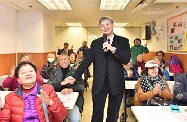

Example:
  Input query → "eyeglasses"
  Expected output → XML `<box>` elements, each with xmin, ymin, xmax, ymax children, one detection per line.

<box><xmin>148</xmin><ymin>67</ymin><xmax>159</xmax><ymax>70</ymax></box>
<box><xmin>100</xmin><ymin>23</ymin><xmax>112</xmax><ymax>28</ymax></box>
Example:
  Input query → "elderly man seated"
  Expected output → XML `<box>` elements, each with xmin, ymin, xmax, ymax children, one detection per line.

<box><xmin>48</xmin><ymin>53</ymin><xmax>85</xmax><ymax>122</ymax></box>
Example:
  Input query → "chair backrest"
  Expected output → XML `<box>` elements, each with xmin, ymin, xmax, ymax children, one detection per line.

<box><xmin>173</xmin><ymin>73</ymin><xmax>181</xmax><ymax>81</ymax></box>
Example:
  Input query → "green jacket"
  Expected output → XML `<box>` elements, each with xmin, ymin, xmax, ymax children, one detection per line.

<box><xmin>130</xmin><ymin>45</ymin><xmax>149</xmax><ymax>64</ymax></box>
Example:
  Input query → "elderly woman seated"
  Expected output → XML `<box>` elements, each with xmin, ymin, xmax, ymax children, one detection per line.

<box><xmin>134</xmin><ymin>60</ymin><xmax>172</xmax><ymax>106</ymax></box>
<box><xmin>0</xmin><ymin>62</ymin><xmax>67</xmax><ymax>121</ymax></box>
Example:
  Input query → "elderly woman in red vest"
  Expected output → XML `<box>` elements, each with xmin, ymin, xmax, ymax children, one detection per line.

<box><xmin>0</xmin><ymin>62</ymin><xmax>67</xmax><ymax>122</ymax></box>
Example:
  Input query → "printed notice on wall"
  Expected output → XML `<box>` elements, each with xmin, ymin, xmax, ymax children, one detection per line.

<box><xmin>167</xmin><ymin>12</ymin><xmax>187</xmax><ymax>52</ymax></box>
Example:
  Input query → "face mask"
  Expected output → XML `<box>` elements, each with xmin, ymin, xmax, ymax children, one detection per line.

<box><xmin>48</xmin><ymin>58</ymin><xmax>54</xmax><ymax>63</ymax></box>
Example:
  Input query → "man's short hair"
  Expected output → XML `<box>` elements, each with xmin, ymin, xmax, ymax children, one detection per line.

<box><xmin>59</xmin><ymin>52</ymin><xmax>69</xmax><ymax>59</ymax></box>
<box><xmin>156</xmin><ymin>51</ymin><xmax>165</xmax><ymax>57</ymax></box>
<box><xmin>64</xmin><ymin>42</ymin><xmax>69</xmax><ymax>46</ymax></box>
<box><xmin>134</xmin><ymin>38</ymin><xmax>141</xmax><ymax>44</ymax></box>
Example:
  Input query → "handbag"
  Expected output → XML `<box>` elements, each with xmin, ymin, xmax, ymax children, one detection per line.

<box><xmin>147</xmin><ymin>97</ymin><xmax>173</xmax><ymax>106</ymax></box>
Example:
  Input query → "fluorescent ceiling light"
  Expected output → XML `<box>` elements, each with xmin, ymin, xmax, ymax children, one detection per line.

<box><xmin>66</xmin><ymin>23</ymin><xmax>82</xmax><ymax>27</ymax></box>
<box><xmin>38</xmin><ymin>0</ymin><xmax>72</xmax><ymax>10</ymax></box>
<box><xmin>100</xmin><ymin>0</ymin><xmax>130</xmax><ymax>10</ymax></box>
<box><xmin>132</xmin><ymin>3</ymin><xmax>148</xmax><ymax>13</ymax></box>
<box><xmin>154</xmin><ymin>0</ymin><xmax>187</xmax><ymax>3</ymax></box>
<box><xmin>114</xmin><ymin>23</ymin><xmax>128</xmax><ymax>27</ymax></box>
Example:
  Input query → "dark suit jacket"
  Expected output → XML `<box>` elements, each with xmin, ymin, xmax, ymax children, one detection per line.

<box><xmin>73</xmin><ymin>34</ymin><xmax>130</xmax><ymax>96</ymax></box>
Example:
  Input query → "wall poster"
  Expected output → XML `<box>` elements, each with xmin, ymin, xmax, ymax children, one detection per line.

<box><xmin>167</xmin><ymin>12</ymin><xmax>187</xmax><ymax>51</ymax></box>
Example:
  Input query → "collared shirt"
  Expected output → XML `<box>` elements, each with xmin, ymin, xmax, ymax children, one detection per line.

<box><xmin>107</xmin><ymin>34</ymin><xmax>114</xmax><ymax>45</ymax></box>
<box><xmin>22</xmin><ymin>84</ymin><xmax>39</xmax><ymax>122</ymax></box>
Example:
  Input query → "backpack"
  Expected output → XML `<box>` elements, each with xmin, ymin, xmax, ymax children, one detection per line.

<box><xmin>169</xmin><ymin>55</ymin><xmax>183</xmax><ymax>74</ymax></box>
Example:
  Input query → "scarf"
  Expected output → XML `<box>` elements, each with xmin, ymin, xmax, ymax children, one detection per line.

<box><xmin>140</xmin><ymin>74</ymin><xmax>166</xmax><ymax>92</ymax></box>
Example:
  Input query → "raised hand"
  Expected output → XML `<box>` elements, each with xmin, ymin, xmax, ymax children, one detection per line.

<box><xmin>10</xmin><ymin>65</ymin><xmax>16</xmax><ymax>77</ymax></box>
<box><xmin>144</xmin><ymin>43</ymin><xmax>147</xmax><ymax>47</ymax></box>
<box><xmin>37</xmin><ymin>90</ymin><xmax>53</xmax><ymax>106</ymax></box>
<box><xmin>128</xmin><ymin>70</ymin><xmax>133</xmax><ymax>78</ymax></box>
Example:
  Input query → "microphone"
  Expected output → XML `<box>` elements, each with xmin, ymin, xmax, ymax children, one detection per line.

<box><xmin>103</xmin><ymin>34</ymin><xmax>107</xmax><ymax>52</ymax></box>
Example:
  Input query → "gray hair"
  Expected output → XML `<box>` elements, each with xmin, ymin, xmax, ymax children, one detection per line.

<box><xmin>59</xmin><ymin>52</ymin><xmax>70</xmax><ymax>60</ymax></box>
<box><xmin>99</xmin><ymin>16</ymin><xmax>113</xmax><ymax>26</ymax></box>
<box><xmin>18</xmin><ymin>54</ymin><xmax>32</xmax><ymax>63</ymax></box>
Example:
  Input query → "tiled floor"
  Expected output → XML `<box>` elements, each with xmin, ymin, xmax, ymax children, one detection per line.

<box><xmin>81</xmin><ymin>78</ymin><xmax>137</xmax><ymax>122</ymax></box>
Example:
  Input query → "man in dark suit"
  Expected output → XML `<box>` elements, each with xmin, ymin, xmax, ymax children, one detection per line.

<box><xmin>67</xmin><ymin>16</ymin><xmax>130</xmax><ymax>122</ymax></box>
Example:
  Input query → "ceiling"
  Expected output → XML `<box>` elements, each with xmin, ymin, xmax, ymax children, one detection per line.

<box><xmin>0</xmin><ymin>0</ymin><xmax>187</xmax><ymax>27</ymax></box>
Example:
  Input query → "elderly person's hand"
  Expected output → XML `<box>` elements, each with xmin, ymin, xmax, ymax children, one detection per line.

<box><xmin>153</xmin><ymin>84</ymin><xmax>161</xmax><ymax>94</ymax></box>
<box><xmin>103</xmin><ymin>42</ymin><xmax>116</xmax><ymax>53</ymax></box>
<box><xmin>37</xmin><ymin>90</ymin><xmax>54</xmax><ymax>106</ymax></box>
<box><xmin>10</xmin><ymin>65</ymin><xmax>16</xmax><ymax>77</ymax></box>
<box><xmin>61</xmin><ymin>76</ymin><xmax>75</xmax><ymax>85</ymax></box>
<box><xmin>61</xmin><ymin>88</ymin><xmax>73</xmax><ymax>95</ymax></box>
<box><xmin>144</xmin><ymin>43</ymin><xmax>147</xmax><ymax>47</ymax></box>
<box><xmin>128</xmin><ymin>70</ymin><xmax>133</xmax><ymax>78</ymax></box>
<box><xmin>65</xmin><ymin>76</ymin><xmax>76</xmax><ymax>84</ymax></box>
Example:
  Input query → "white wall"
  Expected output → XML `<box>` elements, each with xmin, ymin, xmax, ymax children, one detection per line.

<box><xmin>16</xmin><ymin>12</ymin><xmax>55</xmax><ymax>53</ymax></box>
<box><xmin>43</xmin><ymin>13</ymin><xmax>55</xmax><ymax>52</ymax></box>
<box><xmin>0</xmin><ymin>3</ymin><xmax>16</xmax><ymax>54</ymax></box>
<box><xmin>16</xmin><ymin>12</ymin><xmax>43</xmax><ymax>53</ymax></box>
<box><xmin>148</xmin><ymin>8</ymin><xmax>187</xmax><ymax>53</ymax></box>
<box><xmin>55</xmin><ymin>27</ymin><xmax>141</xmax><ymax>51</ymax></box>
<box><xmin>55</xmin><ymin>27</ymin><xmax>88</xmax><ymax>52</ymax></box>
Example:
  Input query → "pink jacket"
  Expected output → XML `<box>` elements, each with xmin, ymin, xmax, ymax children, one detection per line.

<box><xmin>2</xmin><ymin>70</ymin><xmax>44</xmax><ymax>91</ymax></box>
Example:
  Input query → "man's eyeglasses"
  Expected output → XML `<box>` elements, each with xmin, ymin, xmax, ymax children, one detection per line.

<box><xmin>100</xmin><ymin>23</ymin><xmax>112</xmax><ymax>28</ymax></box>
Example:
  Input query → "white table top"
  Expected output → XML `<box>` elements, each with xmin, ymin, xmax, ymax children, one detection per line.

<box><xmin>131</xmin><ymin>106</ymin><xmax>187</xmax><ymax>122</ymax></box>
<box><xmin>0</xmin><ymin>91</ymin><xmax>79</xmax><ymax>109</ymax></box>
<box><xmin>125</xmin><ymin>81</ymin><xmax>137</xmax><ymax>89</ymax></box>
<box><xmin>0</xmin><ymin>75</ymin><xmax>8</xmax><ymax>86</ymax></box>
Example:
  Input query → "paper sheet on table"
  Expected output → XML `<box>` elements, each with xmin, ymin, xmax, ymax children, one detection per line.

<box><xmin>56</xmin><ymin>92</ymin><xmax>79</xmax><ymax>109</ymax></box>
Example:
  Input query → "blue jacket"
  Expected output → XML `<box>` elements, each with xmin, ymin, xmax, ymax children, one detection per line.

<box><xmin>163</xmin><ymin>69</ymin><xmax>170</xmax><ymax>81</ymax></box>
<box><xmin>124</xmin><ymin>67</ymin><xmax>140</xmax><ymax>80</ymax></box>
